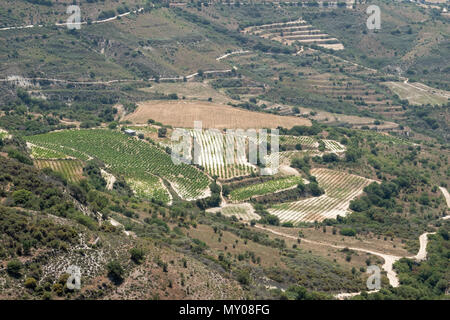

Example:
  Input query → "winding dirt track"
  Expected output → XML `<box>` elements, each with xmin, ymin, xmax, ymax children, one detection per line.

<box><xmin>439</xmin><ymin>187</ymin><xmax>450</xmax><ymax>209</ymax></box>
<box><xmin>0</xmin><ymin>8</ymin><xmax>145</xmax><ymax>31</ymax></box>
<box><xmin>255</xmin><ymin>188</ymin><xmax>450</xmax><ymax>299</ymax></box>
<box><xmin>255</xmin><ymin>225</ymin><xmax>403</xmax><ymax>288</ymax></box>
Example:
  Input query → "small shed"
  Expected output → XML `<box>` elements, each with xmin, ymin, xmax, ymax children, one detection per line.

<box><xmin>124</xmin><ymin>129</ymin><xmax>136</xmax><ymax>136</ymax></box>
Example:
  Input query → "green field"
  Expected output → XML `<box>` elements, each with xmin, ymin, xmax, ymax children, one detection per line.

<box><xmin>229</xmin><ymin>176</ymin><xmax>304</xmax><ymax>202</ymax></box>
<box><xmin>34</xmin><ymin>159</ymin><xmax>85</xmax><ymax>183</ymax></box>
<box><xmin>25</xmin><ymin>129</ymin><xmax>211</xmax><ymax>202</ymax></box>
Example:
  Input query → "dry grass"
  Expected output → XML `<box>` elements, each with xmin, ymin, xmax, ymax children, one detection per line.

<box><xmin>125</xmin><ymin>100</ymin><xmax>311</xmax><ymax>129</ymax></box>
<box><xmin>140</xmin><ymin>82</ymin><xmax>235</xmax><ymax>105</ymax></box>
<box><xmin>186</xmin><ymin>224</ymin><xmax>287</xmax><ymax>269</ymax></box>
<box><xmin>383</xmin><ymin>81</ymin><xmax>449</xmax><ymax>106</ymax></box>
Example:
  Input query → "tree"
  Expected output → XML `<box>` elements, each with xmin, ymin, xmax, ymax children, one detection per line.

<box><xmin>107</xmin><ymin>260</ymin><xmax>124</xmax><ymax>284</ymax></box>
<box><xmin>350</xmin><ymin>199</ymin><xmax>369</xmax><ymax>212</ymax></box>
<box><xmin>260</xmin><ymin>214</ymin><xmax>280</xmax><ymax>226</ymax></box>
<box><xmin>158</xmin><ymin>127</ymin><xmax>167</xmax><ymax>138</ymax></box>
<box><xmin>307</xmin><ymin>182</ymin><xmax>324</xmax><ymax>196</ymax></box>
<box><xmin>108</xmin><ymin>122</ymin><xmax>118</xmax><ymax>130</ymax></box>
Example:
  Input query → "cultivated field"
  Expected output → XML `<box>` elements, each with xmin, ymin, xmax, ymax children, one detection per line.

<box><xmin>207</xmin><ymin>203</ymin><xmax>260</xmax><ymax>221</ymax></box>
<box><xmin>124</xmin><ymin>100</ymin><xmax>311</xmax><ymax>129</ymax></box>
<box><xmin>322</xmin><ymin>140</ymin><xmax>346</xmax><ymax>153</ymax></box>
<box><xmin>229</xmin><ymin>176</ymin><xmax>305</xmax><ymax>202</ymax></box>
<box><xmin>269</xmin><ymin>168</ymin><xmax>375</xmax><ymax>223</ymax></box>
<box><xmin>188</xmin><ymin>129</ymin><xmax>256</xmax><ymax>179</ymax></box>
<box><xmin>173</xmin><ymin>130</ymin><xmax>334</xmax><ymax>179</ymax></box>
<box><xmin>26</xmin><ymin>129</ymin><xmax>211</xmax><ymax>202</ymax></box>
<box><xmin>34</xmin><ymin>159</ymin><xmax>85</xmax><ymax>183</ymax></box>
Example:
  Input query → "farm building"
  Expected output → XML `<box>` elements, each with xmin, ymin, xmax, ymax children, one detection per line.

<box><xmin>124</xmin><ymin>129</ymin><xmax>136</xmax><ymax>136</ymax></box>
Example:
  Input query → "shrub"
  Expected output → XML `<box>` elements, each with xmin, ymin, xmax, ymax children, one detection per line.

<box><xmin>340</xmin><ymin>228</ymin><xmax>356</xmax><ymax>237</ymax></box>
<box><xmin>130</xmin><ymin>248</ymin><xmax>145</xmax><ymax>264</ymax></box>
<box><xmin>236</xmin><ymin>269</ymin><xmax>250</xmax><ymax>285</ymax></box>
<box><xmin>24</xmin><ymin>277</ymin><xmax>37</xmax><ymax>290</ymax></box>
<box><xmin>7</xmin><ymin>260</ymin><xmax>23</xmax><ymax>278</ymax></box>
<box><xmin>7</xmin><ymin>149</ymin><xmax>33</xmax><ymax>165</ymax></box>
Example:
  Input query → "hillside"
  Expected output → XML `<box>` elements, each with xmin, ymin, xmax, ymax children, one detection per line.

<box><xmin>0</xmin><ymin>0</ymin><xmax>448</xmax><ymax>303</ymax></box>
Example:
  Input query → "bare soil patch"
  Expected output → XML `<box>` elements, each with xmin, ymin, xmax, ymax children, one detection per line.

<box><xmin>125</xmin><ymin>100</ymin><xmax>311</xmax><ymax>129</ymax></box>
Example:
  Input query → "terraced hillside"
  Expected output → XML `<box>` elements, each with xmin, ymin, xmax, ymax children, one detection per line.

<box><xmin>269</xmin><ymin>168</ymin><xmax>375</xmax><ymax>223</ymax></box>
<box><xmin>242</xmin><ymin>19</ymin><xmax>344</xmax><ymax>50</ymax></box>
<box><xmin>26</xmin><ymin>129</ymin><xmax>211</xmax><ymax>202</ymax></box>
<box><xmin>172</xmin><ymin>128</ymin><xmax>345</xmax><ymax>179</ymax></box>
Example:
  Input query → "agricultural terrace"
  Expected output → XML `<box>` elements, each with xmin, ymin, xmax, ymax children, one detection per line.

<box><xmin>322</xmin><ymin>140</ymin><xmax>346</xmax><ymax>153</ymax></box>
<box><xmin>124</xmin><ymin>100</ymin><xmax>311</xmax><ymax>129</ymax></box>
<box><xmin>265</xmin><ymin>150</ymin><xmax>320</xmax><ymax>167</ymax></box>
<box><xmin>207</xmin><ymin>203</ymin><xmax>260</xmax><ymax>221</ymax></box>
<box><xmin>263</xmin><ymin>138</ymin><xmax>346</xmax><ymax>167</ymax></box>
<box><xmin>25</xmin><ymin>129</ymin><xmax>211</xmax><ymax>202</ymax></box>
<box><xmin>188</xmin><ymin>129</ymin><xmax>256</xmax><ymax>179</ymax></box>
<box><xmin>34</xmin><ymin>159</ymin><xmax>84</xmax><ymax>183</ymax></box>
<box><xmin>269</xmin><ymin>168</ymin><xmax>375</xmax><ymax>224</ymax></box>
<box><xmin>383</xmin><ymin>81</ymin><xmax>449</xmax><ymax>106</ymax></box>
<box><xmin>229</xmin><ymin>176</ymin><xmax>305</xmax><ymax>202</ymax></box>
<box><xmin>30</xmin><ymin>145</ymin><xmax>73</xmax><ymax>159</ymax></box>
<box><xmin>254</xmin><ymin>134</ymin><xmax>319</xmax><ymax>149</ymax></box>
<box><xmin>173</xmin><ymin>130</ymin><xmax>325</xmax><ymax>179</ymax></box>
<box><xmin>242</xmin><ymin>19</ymin><xmax>344</xmax><ymax>50</ymax></box>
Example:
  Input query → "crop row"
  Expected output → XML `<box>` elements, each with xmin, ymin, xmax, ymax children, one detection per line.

<box><xmin>34</xmin><ymin>159</ymin><xmax>85</xmax><ymax>183</ymax></box>
<box><xmin>26</xmin><ymin>129</ymin><xmax>210</xmax><ymax>202</ymax></box>
<box><xmin>188</xmin><ymin>129</ymin><xmax>255</xmax><ymax>179</ymax></box>
<box><xmin>220</xmin><ymin>205</ymin><xmax>260</xmax><ymax>221</ymax></box>
<box><xmin>269</xmin><ymin>168</ymin><xmax>374</xmax><ymax>223</ymax></box>
<box><xmin>229</xmin><ymin>176</ymin><xmax>304</xmax><ymax>202</ymax></box>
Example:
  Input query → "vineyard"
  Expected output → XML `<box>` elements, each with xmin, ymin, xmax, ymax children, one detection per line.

<box><xmin>176</xmin><ymin>130</ymin><xmax>344</xmax><ymax>179</ymax></box>
<box><xmin>207</xmin><ymin>203</ymin><xmax>260</xmax><ymax>221</ymax></box>
<box><xmin>254</xmin><ymin>134</ymin><xmax>319</xmax><ymax>149</ymax></box>
<box><xmin>229</xmin><ymin>176</ymin><xmax>305</xmax><ymax>202</ymax></box>
<box><xmin>269</xmin><ymin>168</ymin><xmax>375</xmax><ymax>224</ymax></box>
<box><xmin>25</xmin><ymin>129</ymin><xmax>211</xmax><ymax>202</ymax></box>
<box><xmin>322</xmin><ymin>140</ymin><xmax>346</xmax><ymax>153</ymax></box>
<box><xmin>188</xmin><ymin>129</ymin><xmax>256</xmax><ymax>179</ymax></box>
<box><xmin>29</xmin><ymin>145</ymin><xmax>73</xmax><ymax>160</ymax></box>
<box><xmin>34</xmin><ymin>159</ymin><xmax>85</xmax><ymax>183</ymax></box>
